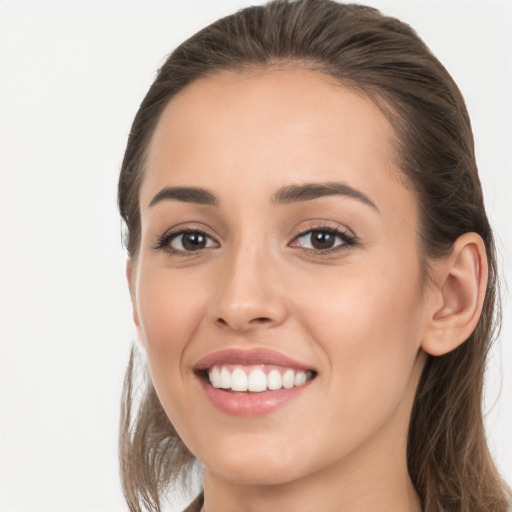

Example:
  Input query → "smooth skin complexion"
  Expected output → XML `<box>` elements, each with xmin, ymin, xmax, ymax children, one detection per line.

<box><xmin>128</xmin><ymin>69</ymin><xmax>487</xmax><ymax>512</ymax></box>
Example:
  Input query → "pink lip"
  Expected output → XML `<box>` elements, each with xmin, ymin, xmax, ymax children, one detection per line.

<box><xmin>193</xmin><ymin>347</ymin><xmax>314</xmax><ymax>372</ymax></box>
<box><xmin>198</xmin><ymin>379</ymin><xmax>311</xmax><ymax>416</ymax></box>
<box><xmin>193</xmin><ymin>348</ymin><xmax>316</xmax><ymax>417</ymax></box>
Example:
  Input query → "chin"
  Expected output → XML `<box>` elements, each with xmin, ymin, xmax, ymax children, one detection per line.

<box><xmin>206</xmin><ymin>459</ymin><xmax>304</xmax><ymax>487</ymax></box>
<box><xmin>198</xmin><ymin>439</ymin><xmax>310</xmax><ymax>486</ymax></box>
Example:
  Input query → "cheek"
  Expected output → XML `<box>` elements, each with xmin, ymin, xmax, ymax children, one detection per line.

<box><xmin>135</xmin><ymin>265</ymin><xmax>209</xmax><ymax>378</ymax></box>
<box><xmin>137</xmin><ymin>262</ymin><xmax>204</xmax><ymax>329</ymax></box>
<box><xmin>294</xmin><ymin>256</ymin><xmax>425</xmax><ymax>422</ymax></box>
<box><xmin>134</xmin><ymin>265</ymin><xmax>214</xmax><ymax>441</ymax></box>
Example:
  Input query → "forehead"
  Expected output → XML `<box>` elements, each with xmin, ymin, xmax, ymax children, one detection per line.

<box><xmin>142</xmin><ymin>68</ymin><xmax>414</xmax><ymax>220</ymax></box>
<box><xmin>147</xmin><ymin>69</ymin><xmax>396</xmax><ymax>170</ymax></box>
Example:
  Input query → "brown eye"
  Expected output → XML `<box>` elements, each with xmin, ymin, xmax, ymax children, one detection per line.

<box><xmin>309</xmin><ymin>231</ymin><xmax>337</xmax><ymax>249</ymax></box>
<box><xmin>291</xmin><ymin>228</ymin><xmax>355</xmax><ymax>251</ymax></box>
<box><xmin>169</xmin><ymin>231</ymin><xmax>217</xmax><ymax>252</ymax></box>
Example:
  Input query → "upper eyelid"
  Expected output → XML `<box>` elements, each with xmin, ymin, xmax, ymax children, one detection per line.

<box><xmin>153</xmin><ymin>227</ymin><xmax>219</xmax><ymax>250</ymax></box>
<box><xmin>293</xmin><ymin>227</ymin><xmax>355</xmax><ymax>241</ymax></box>
<box><xmin>291</xmin><ymin>222</ymin><xmax>356</xmax><ymax>240</ymax></box>
<box><xmin>157</xmin><ymin>222</ymin><xmax>217</xmax><ymax>239</ymax></box>
<box><xmin>295</xmin><ymin>226</ymin><xmax>347</xmax><ymax>236</ymax></box>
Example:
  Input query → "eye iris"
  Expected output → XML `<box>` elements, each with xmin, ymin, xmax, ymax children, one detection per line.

<box><xmin>182</xmin><ymin>232</ymin><xmax>207</xmax><ymax>250</ymax></box>
<box><xmin>311</xmin><ymin>231</ymin><xmax>336</xmax><ymax>249</ymax></box>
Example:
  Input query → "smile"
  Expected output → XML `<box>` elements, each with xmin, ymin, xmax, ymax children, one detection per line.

<box><xmin>194</xmin><ymin>348</ymin><xmax>317</xmax><ymax>416</ymax></box>
<box><xmin>207</xmin><ymin>364</ymin><xmax>314</xmax><ymax>392</ymax></box>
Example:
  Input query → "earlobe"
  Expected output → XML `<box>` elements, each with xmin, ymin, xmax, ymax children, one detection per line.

<box><xmin>422</xmin><ymin>233</ymin><xmax>488</xmax><ymax>357</ymax></box>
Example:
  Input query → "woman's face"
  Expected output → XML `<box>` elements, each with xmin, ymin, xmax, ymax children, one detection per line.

<box><xmin>130</xmin><ymin>69</ymin><xmax>431</xmax><ymax>486</ymax></box>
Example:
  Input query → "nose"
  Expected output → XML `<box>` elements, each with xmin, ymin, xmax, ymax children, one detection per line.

<box><xmin>209</xmin><ymin>244</ymin><xmax>288</xmax><ymax>333</ymax></box>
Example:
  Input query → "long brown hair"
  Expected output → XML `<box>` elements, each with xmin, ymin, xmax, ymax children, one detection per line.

<box><xmin>117</xmin><ymin>1</ymin><xmax>510</xmax><ymax>510</ymax></box>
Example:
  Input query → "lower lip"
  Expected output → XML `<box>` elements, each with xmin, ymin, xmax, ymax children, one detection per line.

<box><xmin>197</xmin><ymin>375</ymin><xmax>311</xmax><ymax>417</ymax></box>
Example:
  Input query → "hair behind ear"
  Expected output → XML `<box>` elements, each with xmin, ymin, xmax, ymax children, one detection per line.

<box><xmin>408</xmin><ymin>237</ymin><xmax>507</xmax><ymax>511</ymax></box>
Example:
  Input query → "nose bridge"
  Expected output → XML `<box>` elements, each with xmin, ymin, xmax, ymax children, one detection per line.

<box><xmin>210</xmin><ymin>234</ymin><xmax>287</xmax><ymax>331</ymax></box>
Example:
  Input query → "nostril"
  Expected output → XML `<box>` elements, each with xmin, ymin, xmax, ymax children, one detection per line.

<box><xmin>251</xmin><ymin>317</ymin><xmax>272</xmax><ymax>324</ymax></box>
<box><xmin>215</xmin><ymin>316</ymin><xmax>272</xmax><ymax>329</ymax></box>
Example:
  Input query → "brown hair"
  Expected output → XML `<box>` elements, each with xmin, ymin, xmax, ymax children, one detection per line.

<box><xmin>118</xmin><ymin>1</ymin><xmax>510</xmax><ymax>510</ymax></box>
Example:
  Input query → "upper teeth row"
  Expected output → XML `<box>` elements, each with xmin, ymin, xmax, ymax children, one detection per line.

<box><xmin>208</xmin><ymin>366</ymin><xmax>311</xmax><ymax>392</ymax></box>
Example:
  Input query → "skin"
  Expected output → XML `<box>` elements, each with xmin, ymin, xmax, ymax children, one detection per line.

<box><xmin>128</xmin><ymin>69</ymin><xmax>486</xmax><ymax>512</ymax></box>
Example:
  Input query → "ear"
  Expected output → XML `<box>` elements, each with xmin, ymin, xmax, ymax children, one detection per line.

<box><xmin>126</xmin><ymin>259</ymin><xmax>144</xmax><ymax>346</ymax></box>
<box><xmin>421</xmin><ymin>233</ymin><xmax>488</xmax><ymax>356</ymax></box>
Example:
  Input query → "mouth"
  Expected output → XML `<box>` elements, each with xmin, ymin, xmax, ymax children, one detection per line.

<box><xmin>200</xmin><ymin>364</ymin><xmax>316</xmax><ymax>393</ymax></box>
<box><xmin>193</xmin><ymin>348</ymin><xmax>317</xmax><ymax>416</ymax></box>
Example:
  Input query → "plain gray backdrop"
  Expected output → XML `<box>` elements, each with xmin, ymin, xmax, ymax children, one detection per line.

<box><xmin>1</xmin><ymin>1</ymin><xmax>511</xmax><ymax>511</ymax></box>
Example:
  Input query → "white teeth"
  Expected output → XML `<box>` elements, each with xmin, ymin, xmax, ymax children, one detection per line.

<box><xmin>209</xmin><ymin>367</ymin><xmax>222</xmax><ymax>388</ymax></box>
<box><xmin>295</xmin><ymin>371</ymin><xmax>307</xmax><ymax>386</ymax></box>
<box><xmin>231</xmin><ymin>367</ymin><xmax>248</xmax><ymax>391</ymax></box>
<box><xmin>208</xmin><ymin>365</ymin><xmax>313</xmax><ymax>392</ymax></box>
<box><xmin>267</xmin><ymin>369</ymin><xmax>283</xmax><ymax>390</ymax></box>
<box><xmin>282</xmin><ymin>369</ymin><xmax>295</xmax><ymax>389</ymax></box>
<box><xmin>220</xmin><ymin>367</ymin><xmax>231</xmax><ymax>389</ymax></box>
<box><xmin>247</xmin><ymin>368</ymin><xmax>267</xmax><ymax>392</ymax></box>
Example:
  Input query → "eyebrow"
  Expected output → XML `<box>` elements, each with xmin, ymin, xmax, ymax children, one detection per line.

<box><xmin>148</xmin><ymin>181</ymin><xmax>378</xmax><ymax>211</ymax></box>
<box><xmin>148</xmin><ymin>186</ymin><xmax>218</xmax><ymax>208</ymax></box>
<box><xmin>272</xmin><ymin>182</ymin><xmax>379</xmax><ymax>211</ymax></box>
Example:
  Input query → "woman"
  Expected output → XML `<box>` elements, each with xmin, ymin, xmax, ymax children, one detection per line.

<box><xmin>117</xmin><ymin>0</ymin><xmax>510</xmax><ymax>510</ymax></box>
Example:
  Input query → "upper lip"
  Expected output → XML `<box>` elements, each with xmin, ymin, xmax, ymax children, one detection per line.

<box><xmin>193</xmin><ymin>348</ymin><xmax>315</xmax><ymax>372</ymax></box>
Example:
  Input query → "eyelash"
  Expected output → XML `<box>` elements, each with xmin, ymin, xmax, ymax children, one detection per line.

<box><xmin>291</xmin><ymin>226</ymin><xmax>357</xmax><ymax>253</ymax></box>
<box><xmin>153</xmin><ymin>226</ymin><xmax>357</xmax><ymax>256</ymax></box>
<box><xmin>153</xmin><ymin>228</ymin><xmax>217</xmax><ymax>255</ymax></box>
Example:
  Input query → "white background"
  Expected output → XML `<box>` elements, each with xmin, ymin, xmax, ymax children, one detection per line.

<box><xmin>0</xmin><ymin>1</ymin><xmax>511</xmax><ymax>511</ymax></box>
